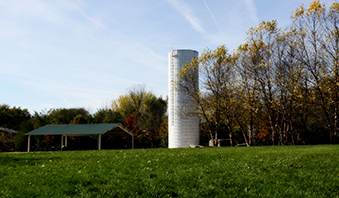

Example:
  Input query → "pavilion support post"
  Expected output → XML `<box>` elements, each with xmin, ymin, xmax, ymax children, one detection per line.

<box><xmin>65</xmin><ymin>136</ymin><xmax>68</xmax><ymax>147</ymax></box>
<box><xmin>61</xmin><ymin>135</ymin><xmax>64</xmax><ymax>151</ymax></box>
<box><xmin>98</xmin><ymin>134</ymin><xmax>102</xmax><ymax>150</ymax></box>
<box><xmin>27</xmin><ymin>135</ymin><xmax>31</xmax><ymax>152</ymax></box>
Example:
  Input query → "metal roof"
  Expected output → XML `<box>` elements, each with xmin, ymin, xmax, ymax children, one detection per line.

<box><xmin>24</xmin><ymin>123</ymin><xmax>135</xmax><ymax>136</ymax></box>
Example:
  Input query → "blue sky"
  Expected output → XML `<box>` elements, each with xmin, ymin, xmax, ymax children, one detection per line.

<box><xmin>0</xmin><ymin>0</ymin><xmax>334</xmax><ymax>114</ymax></box>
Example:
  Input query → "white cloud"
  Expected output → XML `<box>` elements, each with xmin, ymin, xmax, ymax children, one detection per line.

<box><xmin>57</xmin><ymin>96</ymin><xmax>73</xmax><ymax>108</ymax></box>
<box><xmin>166</xmin><ymin>0</ymin><xmax>205</xmax><ymax>33</ymax></box>
<box><xmin>166</xmin><ymin>0</ymin><xmax>228</xmax><ymax>46</ymax></box>
<box><xmin>243</xmin><ymin>0</ymin><xmax>259</xmax><ymax>24</ymax></box>
<box><xmin>6</xmin><ymin>0</ymin><xmax>68</xmax><ymax>24</ymax></box>
<box><xmin>0</xmin><ymin>0</ymin><xmax>265</xmax><ymax>113</ymax></box>
<box><xmin>203</xmin><ymin>0</ymin><xmax>226</xmax><ymax>41</ymax></box>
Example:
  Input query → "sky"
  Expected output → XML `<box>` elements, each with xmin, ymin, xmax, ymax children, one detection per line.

<box><xmin>0</xmin><ymin>0</ymin><xmax>335</xmax><ymax>114</ymax></box>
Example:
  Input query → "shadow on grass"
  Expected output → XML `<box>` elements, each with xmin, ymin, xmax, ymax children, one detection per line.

<box><xmin>0</xmin><ymin>155</ymin><xmax>62</xmax><ymax>167</ymax></box>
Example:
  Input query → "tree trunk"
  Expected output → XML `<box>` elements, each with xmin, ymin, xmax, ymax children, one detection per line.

<box><xmin>227</xmin><ymin>123</ymin><xmax>233</xmax><ymax>147</ymax></box>
<box><xmin>234</xmin><ymin>115</ymin><xmax>250</xmax><ymax>146</ymax></box>
<box><xmin>249</xmin><ymin>111</ymin><xmax>253</xmax><ymax>146</ymax></box>
<box><xmin>268</xmin><ymin>114</ymin><xmax>275</xmax><ymax>145</ymax></box>
<box><xmin>334</xmin><ymin>104</ymin><xmax>338</xmax><ymax>143</ymax></box>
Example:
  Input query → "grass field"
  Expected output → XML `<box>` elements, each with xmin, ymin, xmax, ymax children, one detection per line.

<box><xmin>0</xmin><ymin>145</ymin><xmax>338</xmax><ymax>197</ymax></box>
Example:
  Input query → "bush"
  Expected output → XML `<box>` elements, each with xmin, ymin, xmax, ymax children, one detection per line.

<box><xmin>159</xmin><ymin>133</ymin><xmax>168</xmax><ymax>148</ymax></box>
<box><xmin>0</xmin><ymin>132</ymin><xmax>15</xmax><ymax>152</ymax></box>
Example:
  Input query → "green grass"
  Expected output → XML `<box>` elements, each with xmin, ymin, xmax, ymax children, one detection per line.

<box><xmin>0</xmin><ymin>145</ymin><xmax>338</xmax><ymax>197</ymax></box>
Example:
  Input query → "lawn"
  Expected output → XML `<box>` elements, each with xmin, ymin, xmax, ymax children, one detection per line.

<box><xmin>0</xmin><ymin>145</ymin><xmax>338</xmax><ymax>197</ymax></box>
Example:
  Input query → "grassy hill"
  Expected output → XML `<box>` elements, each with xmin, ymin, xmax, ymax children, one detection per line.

<box><xmin>1</xmin><ymin>145</ymin><xmax>338</xmax><ymax>197</ymax></box>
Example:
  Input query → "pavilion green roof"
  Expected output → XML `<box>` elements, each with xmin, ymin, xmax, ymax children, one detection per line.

<box><xmin>25</xmin><ymin>123</ymin><xmax>127</xmax><ymax>136</ymax></box>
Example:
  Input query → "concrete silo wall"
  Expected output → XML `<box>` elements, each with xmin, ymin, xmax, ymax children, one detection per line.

<box><xmin>168</xmin><ymin>49</ymin><xmax>199</xmax><ymax>148</ymax></box>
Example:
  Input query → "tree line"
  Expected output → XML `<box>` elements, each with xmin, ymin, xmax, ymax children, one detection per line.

<box><xmin>179</xmin><ymin>0</ymin><xmax>339</xmax><ymax>146</ymax></box>
<box><xmin>0</xmin><ymin>85</ymin><xmax>168</xmax><ymax>151</ymax></box>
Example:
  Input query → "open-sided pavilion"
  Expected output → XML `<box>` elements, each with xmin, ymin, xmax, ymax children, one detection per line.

<box><xmin>24</xmin><ymin>123</ymin><xmax>136</xmax><ymax>152</ymax></box>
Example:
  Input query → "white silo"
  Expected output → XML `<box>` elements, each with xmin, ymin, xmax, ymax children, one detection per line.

<box><xmin>168</xmin><ymin>49</ymin><xmax>199</xmax><ymax>148</ymax></box>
